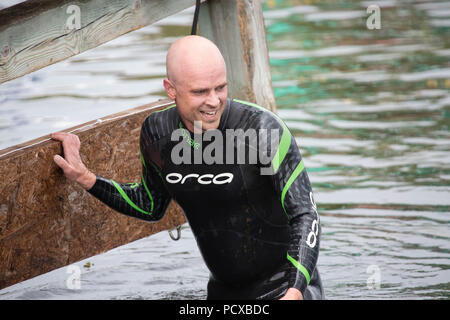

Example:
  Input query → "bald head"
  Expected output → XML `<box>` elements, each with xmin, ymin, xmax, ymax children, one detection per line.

<box><xmin>166</xmin><ymin>35</ymin><xmax>226</xmax><ymax>85</ymax></box>
<box><xmin>163</xmin><ymin>35</ymin><xmax>228</xmax><ymax>133</ymax></box>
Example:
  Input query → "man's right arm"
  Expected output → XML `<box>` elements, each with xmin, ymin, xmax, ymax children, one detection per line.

<box><xmin>52</xmin><ymin>128</ymin><xmax>172</xmax><ymax>222</ymax></box>
<box><xmin>87</xmin><ymin>147</ymin><xmax>171</xmax><ymax>222</ymax></box>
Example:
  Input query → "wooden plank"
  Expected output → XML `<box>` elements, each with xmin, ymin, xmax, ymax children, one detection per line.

<box><xmin>0</xmin><ymin>99</ymin><xmax>186</xmax><ymax>290</ymax></box>
<box><xmin>0</xmin><ymin>0</ymin><xmax>205</xmax><ymax>84</ymax></box>
<box><xmin>198</xmin><ymin>0</ymin><xmax>277</xmax><ymax>112</ymax></box>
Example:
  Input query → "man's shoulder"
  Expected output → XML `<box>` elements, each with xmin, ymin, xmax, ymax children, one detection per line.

<box><xmin>229</xmin><ymin>99</ymin><xmax>285</xmax><ymax>131</ymax></box>
<box><xmin>141</xmin><ymin>103</ymin><xmax>178</xmax><ymax>143</ymax></box>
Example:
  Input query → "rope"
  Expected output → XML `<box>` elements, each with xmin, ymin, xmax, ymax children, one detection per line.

<box><xmin>191</xmin><ymin>0</ymin><xmax>201</xmax><ymax>35</ymax></box>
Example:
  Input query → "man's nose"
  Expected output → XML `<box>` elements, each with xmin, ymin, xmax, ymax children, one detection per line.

<box><xmin>205</xmin><ymin>91</ymin><xmax>220</xmax><ymax>107</ymax></box>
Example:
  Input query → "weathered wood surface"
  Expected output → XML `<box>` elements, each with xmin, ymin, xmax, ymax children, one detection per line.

<box><xmin>0</xmin><ymin>0</ymin><xmax>206</xmax><ymax>84</ymax></box>
<box><xmin>0</xmin><ymin>99</ymin><xmax>186</xmax><ymax>290</ymax></box>
<box><xmin>198</xmin><ymin>0</ymin><xmax>277</xmax><ymax>112</ymax></box>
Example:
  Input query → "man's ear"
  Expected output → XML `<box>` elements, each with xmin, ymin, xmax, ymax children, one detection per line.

<box><xmin>163</xmin><ymin>78</ymin><xmax>176</xmax><ymax>100</ymax></box>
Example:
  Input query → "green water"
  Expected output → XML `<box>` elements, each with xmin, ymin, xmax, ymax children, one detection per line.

<box><xmin>0</xmin><ymin>1</ymin><xmax>448</xmax><ymax>299</ymax></box>
<box><xmin>263</xmin><ymin>0</ymin><xmax>450</xmax><ymax>299</ymax></box>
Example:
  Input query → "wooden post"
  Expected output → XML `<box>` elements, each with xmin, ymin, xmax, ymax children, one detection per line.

<box><xmin>0</xmin><ymin>100</ymin><xmax>186</xmax><ymax>290</ymax></box>
<box><xmin>198</xmin><ymin>0</ymin><xmax>277</xmax><ymax>112</ymax></box>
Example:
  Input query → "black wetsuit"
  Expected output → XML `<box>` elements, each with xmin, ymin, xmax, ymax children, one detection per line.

<box><xmin>88</xmin><ymin>98</ymin><xmax>324</xmax><ymax>300</ymax></box>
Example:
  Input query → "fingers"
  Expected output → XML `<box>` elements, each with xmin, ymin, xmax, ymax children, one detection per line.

<box><xmin>51</xmin><ymin>131</ymin><xmax>80</xmax><ymax>148</ymax></box>
<box><xmin>52</xmin><ymin>132</ymin><xmax>85</xmax><ymax>182</ymax></box>
<box><xmin>51</xmin><ymin>131</ymin><xmax>71</xmax><ymax>141</ymax></box>
<box><xmin>52</xmin><ymin>132</ymin><xmax>81</xmax><ymax>160</ymax></box>
<box><xmin>53</xmin><ymin>154</ymin><xmax>76</xmax><ymax>180</ymax></box>
<box><xmin>54</xmin><ymin>153</ymin><xmax>85</xmax><ymax>183</ymax></box>
<box><xmin>53</xmin><ymin>154</ymin><xmax>69</xmax><ymax>171</ymax></box>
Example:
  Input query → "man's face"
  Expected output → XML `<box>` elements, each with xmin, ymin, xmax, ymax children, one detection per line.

<box><xmin>164</xmin><ymin>62</ymin><xmax>227</xmax><ymax>132</ymax></box>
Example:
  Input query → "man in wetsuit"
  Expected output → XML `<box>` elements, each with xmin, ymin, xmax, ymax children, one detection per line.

<box><xmin>52</xmin><ymin>35</ymin><xmax>324</xmax><ymax>300</ymax></box>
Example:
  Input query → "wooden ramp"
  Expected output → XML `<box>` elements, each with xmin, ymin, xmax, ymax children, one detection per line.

<box><xmin>0</xmin><ymin>0</ymin><xmax>276</xmax><ymax>290</ymax></box>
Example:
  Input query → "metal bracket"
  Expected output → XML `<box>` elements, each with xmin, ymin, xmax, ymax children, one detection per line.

<box><xmin>168</xmin><ymin>225</ymin><xmax>182</xmax><ymax>241</ymax></box>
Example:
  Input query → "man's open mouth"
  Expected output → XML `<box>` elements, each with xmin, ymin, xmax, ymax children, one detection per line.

<box><xmin>200</xmin><ymin>110</ymin><xmax>217</xmax><ymax>116</ymax></box>
<box><xmin>200</xmin><ymin>109</ymin><xmax>219</xmax><ymax>121</ymax></box>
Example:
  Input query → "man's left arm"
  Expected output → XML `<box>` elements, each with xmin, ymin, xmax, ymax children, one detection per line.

<box><xmin>262</xmin><ymin>114</ymin><xmax>320</xmax><ymax>300</ymax></box>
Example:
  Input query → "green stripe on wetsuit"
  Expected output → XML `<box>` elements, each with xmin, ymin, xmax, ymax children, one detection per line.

<box><xmin>140</xmin><ymin>148</ymin><xmax>162</xmax><ymax>178</ymax></box>
<box><xmin>141</xmin><ymin>174</ymin><xmax>154</xmax><ymax>213</ymax></box>
<box><xmin>287</xmin><ymin>252</ymin><xmax>311</xmax><ymax>285</ymax></box>
<box><xmin>139</xmin><ymin>149</ymin><xmax>147</xmax><ymax>169</ymax></box>
<box><xmin>153</xmin><ymin>104</ymin><xmax>176</xmax><ymax>113</ymax></box>
<box><xmin>281</xmin><ymin>159</ymin><xmax>305</xmax><ymax>217</ymax></box>
<box><xmin>232</xmin><ymin>99</ymin><xmax>291</xmax><ymax>173</ymax></box>
<box><xmin>111</xmin><ymin>150</ymin><xmax>154</xmax><ymax>215</ymax></box>
<box><xmin>233</xmin><ymin>100</ymin><xmax>306</xmax><ymax>218</ymax></box>
<box><xmin>111</xmin><ymin>180</ymin><xmax>152</xmax><ymax>215</ymax></box>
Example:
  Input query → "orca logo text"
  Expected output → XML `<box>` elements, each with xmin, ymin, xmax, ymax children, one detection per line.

<box><xmin>166</xmin><ymin>172</ymin><xmax>234</xmax><ymax>185</ymax></box>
